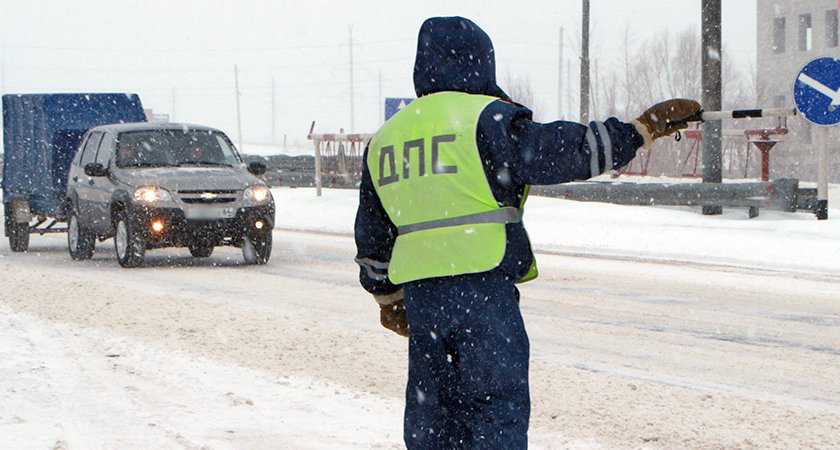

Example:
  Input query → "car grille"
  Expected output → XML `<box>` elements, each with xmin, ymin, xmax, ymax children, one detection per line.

<box><xmin>178</xmin><ymin>189</ymin><xmax>239</xmax><ymax>204</ymax></box>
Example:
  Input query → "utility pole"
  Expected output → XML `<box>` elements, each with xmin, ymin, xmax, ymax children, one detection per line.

<box><xmin>580</xmin><ymin>0</ymin><xmax>591</xmax><ymax>124</ymax></box>
<box><xmin>1</xmin><ymin>58</ymin><xmax>5</xmax><ymax>97</ymax></box>
<box><xmin>701</xmin><ymin>0</ymin><xmax>723</xmax><ymax>215</ymax></box>
<box><xmin>567</xmin><ymin>59</ymin><xmax>573</xmax><ymax>121</ymax></box>
<box><xmin>271</xmin><ymin>76</ymin><xmax>276</xmax><ymax>144</ymax></box>
<box><xmin>171</xmin><ymin>87</ymin><xmax>177</xmax><ymax>121</ymax></box>
<box><xmin>558</xmin><ymin>27</ymin><xmax>564</xmax><ymax>119</ymax></box>
<box><xmin>349</xmin><ymin>26</ymin><xmax>355</xmax><ymax>132</ymax></box>
<box><xmin>378</xmin><ymin>69</ymin><xmax>383</xmax><ymax>125</ymax></box>
<box><xmin>234</xmin><ymin>64</ymin><xmax>243</xmax><ymax>152</ymax></box>
<box><xmin>591</xmin><ymin>58</ymin><xmax>599</xmax><ymax>118</ymax></box>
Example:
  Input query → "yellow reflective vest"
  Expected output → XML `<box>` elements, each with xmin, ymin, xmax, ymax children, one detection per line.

<box><xmin>368</xmin><ymin>91</ymin><xmax>537</xmax><ymax>284</ymax></box>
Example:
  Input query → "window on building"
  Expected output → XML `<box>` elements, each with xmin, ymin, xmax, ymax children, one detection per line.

<box><xmin>827</xmin><ymin>10</ymin><xmax>839</xmax><ymax>48</ymax></box>
<box><xmin>799</xmin><ymin>14</ymin><xmax>812</xmax><ymax>51</ymax></box>
<box><xmin>773</xmin><ymin>17</ymin><xmax>786</xmax><ymax>53</ymax></box>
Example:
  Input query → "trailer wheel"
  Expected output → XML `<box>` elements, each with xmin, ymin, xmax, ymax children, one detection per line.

<box><xmin>67</xmin><ymin>211</ymin><xmax>95</xmax><ymax>260</ymax></box>
<box><xmin>242</xmin><ymin>232</ymin><xmax>272</xmax><ymax>265</ymax></box>
<box><xmin>114</xmin><ymin>212</ymin><xmax>146</xmax><ymax>268</ymax></box>
<box><xmin>8</xmin><ymin>222</ymin><xmax>30</xmax><ymax>252</ymax></box>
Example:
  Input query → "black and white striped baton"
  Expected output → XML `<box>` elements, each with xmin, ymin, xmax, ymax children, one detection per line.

<box><xmin>686</xmin><ymin>108</ymin><xmax>798</xmax><ymax>122</ymax></box>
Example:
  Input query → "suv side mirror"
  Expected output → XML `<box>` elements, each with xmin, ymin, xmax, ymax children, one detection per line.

<box><xmin>247</xmin><ymin>161</ymin><xmax>267</xmax><ymax>176</ymax></box>
<box><xmin>84</xmin><ymin>162</ymin><xmax>109</xmax><ymax>177</ymax></box>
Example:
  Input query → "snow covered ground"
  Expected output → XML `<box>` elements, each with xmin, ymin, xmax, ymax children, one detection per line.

<box><xmin>274</xmin><ymin>180</ymin><xmax>840</xmax><ymax>278</ymax></box>
<box><xmin>1</xmin><ymin>185</ymin><xmax>839</xmax><ymax>449</ymax></box>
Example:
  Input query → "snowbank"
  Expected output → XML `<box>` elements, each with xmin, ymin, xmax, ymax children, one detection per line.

<box><xmin>272</xmin><ymin>185</ymin><xmax>840</xmax><ymax>277</ymax></box>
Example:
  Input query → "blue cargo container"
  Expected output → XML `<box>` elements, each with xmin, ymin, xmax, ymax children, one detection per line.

<box><xmin>2</xmin><ymin>93</ymin><xmax>146</xmax><ymax>251</ymax></box>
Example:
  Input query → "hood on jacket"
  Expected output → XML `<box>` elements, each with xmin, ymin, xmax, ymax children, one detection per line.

<box><xmin>413</xmin><ymin>16</ymin><xmax>509</xmax><ymax>100</ymax></box>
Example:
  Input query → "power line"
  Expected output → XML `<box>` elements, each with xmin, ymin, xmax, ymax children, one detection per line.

<box><xmin>1</xmin><ymin>38</ymin><xmax>414</xmax><ymax>53</ymax></box>
<box><xmin>1</xmin><ymin>57</ymin><xmax>414</xmax><ymax>74</ymax></box>
<box><xmin>1</xmin><ymin>74</ymin><xmax>413</xmax><ymax>95</ymax></box>
<box><xmin>495</xmin><ymin>39</ymin><xmax>557</xmax><ymax>48</ymax></box>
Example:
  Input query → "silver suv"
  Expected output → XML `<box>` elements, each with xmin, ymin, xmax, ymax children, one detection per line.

<box><xmin>65</xmin><ymin>122</ymin><xmax>275</xmax><ymax>267</ymax></box>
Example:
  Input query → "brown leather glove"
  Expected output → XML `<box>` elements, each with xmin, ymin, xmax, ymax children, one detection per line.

<box><xmin>633</xmin><ymin>99</ymin><xmax>702</xmax><ymax>148</ymax></box>
<box><xmin>380</xmin><ymin>300</ymin><xmax>409</xmax><ymax>337</ymax></box>
<box><xmin>374</xmin><ymin>289</ymin><xmax>409</xmax><ymax>337</ymax></box>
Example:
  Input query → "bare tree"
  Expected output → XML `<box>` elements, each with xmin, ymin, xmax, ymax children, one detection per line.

<box><xmin>502</xmin><ymin>71</ymin><xmax>543</xmax><ymax>121</ymax></box>
<box><xmin>591</xmin><ymin>26</ymin><xmax>758</xmax><ymax>177</ymax></box>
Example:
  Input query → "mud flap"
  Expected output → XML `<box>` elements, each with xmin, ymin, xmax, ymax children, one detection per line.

<box><xmin>10</xmin><ymin>199</ymin><xmax>32</xmax><ymax>223</ymax></box>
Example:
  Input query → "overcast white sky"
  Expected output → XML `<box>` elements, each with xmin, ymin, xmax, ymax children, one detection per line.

<box><xmin>0</xmin><ymin>0</ymin><xmax>756</xmax><ymax>150</ymax></box>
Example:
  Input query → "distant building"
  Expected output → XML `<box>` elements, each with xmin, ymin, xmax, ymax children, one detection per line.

<box><xmin>757</xmin><ymin>0</ymin><xmax>839</xmax><ymax>181</ymax></box>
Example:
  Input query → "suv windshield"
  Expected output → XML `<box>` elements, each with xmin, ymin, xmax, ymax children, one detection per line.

<box><xmin>115</xmin><ymin>129</ymin><xmax>241</xmax><ymax>168</ymax></box>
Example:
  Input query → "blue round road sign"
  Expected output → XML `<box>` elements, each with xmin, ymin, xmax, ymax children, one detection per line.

<box><xmin>793</xmin><ymin>57</ymin><xmax>840</xmax><ymax>126</ymax></box>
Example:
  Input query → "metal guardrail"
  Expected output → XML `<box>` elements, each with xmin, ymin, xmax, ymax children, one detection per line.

<box><xmin>251</xmin><ymin>152</ymin><xmax>816</xmax><ymax>219</ymax></box>
<box><xmin>532</xmin><ymin>178</ymin><xmax>813</xmax><ymax>218</ymax></box>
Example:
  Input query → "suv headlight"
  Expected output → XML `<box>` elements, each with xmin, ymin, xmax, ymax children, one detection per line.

<box><xmin>133</xmin><ymin>186</ymin><xmax>174</xmax><ymax>204</ymax></box>
<box><xmin>244</xmin><ymin>185</ymin><xmax>272</xmax><ymax>205</ymax></box>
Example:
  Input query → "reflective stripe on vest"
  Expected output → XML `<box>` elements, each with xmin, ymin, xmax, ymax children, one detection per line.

<box><xmin>368</xmin><ymin>91</ymin><xmax>509</xmax><ymax>284</ymax></box>
<box><xmin>397</xmin><ymin>207</ymin><xmax>523</xmax><ymax>235</ymax></box>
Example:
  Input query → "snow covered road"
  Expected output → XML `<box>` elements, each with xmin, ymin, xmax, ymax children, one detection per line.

<box><xmin>1</xmin><ymin>188</ymin><xmax>839</xmax><ymax>449</ymax></box>
<box><xmin>0</xmin><ymin>232</ymin><xmax>407</xmax><ymax>449</ymax></box>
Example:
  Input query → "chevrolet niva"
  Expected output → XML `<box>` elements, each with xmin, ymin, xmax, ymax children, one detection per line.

<box><xmin>66</xmin><ymin>123</ymin><xmax>274</xmax><ymax>267</ymax></box>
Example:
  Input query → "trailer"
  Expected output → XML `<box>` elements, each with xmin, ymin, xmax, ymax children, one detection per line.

<box><xmin>2</xmin><ymin>93</ymin><xmax>146</xmax><ymax>251</ymax></box>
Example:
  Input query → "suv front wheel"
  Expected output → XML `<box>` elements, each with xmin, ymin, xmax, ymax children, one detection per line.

<box><xmin>242</xmin><ymin>232</ymin><xmax>271</xmax><ymax>265</ymax></box>
<box><xmin>114</xmin><ymin>212</ymin><xmax>146</xmax><ymax>268</ymax></box>
<box><xmin>67</xmin><ymin>209</ymin><xmax>95</xmax><ymax>260</ymax></box>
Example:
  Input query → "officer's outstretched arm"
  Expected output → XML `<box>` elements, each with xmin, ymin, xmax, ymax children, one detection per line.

<box><xmin>481</xmin><ymin>101</ymin><xmax>637</xmax><ymax>184</ymax></box>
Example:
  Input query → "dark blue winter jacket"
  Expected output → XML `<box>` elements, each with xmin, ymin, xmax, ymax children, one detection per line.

<box><xmin>355</xmin><ymin>16</ymin><xmax>644</xmax><ymax>295</ymax></box>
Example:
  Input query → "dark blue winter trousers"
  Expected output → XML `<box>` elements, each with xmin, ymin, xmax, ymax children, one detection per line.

<box><xmin>402</xmin><ymin>270</ymin><xmax>530</xmax><ymax>449</ymax></box>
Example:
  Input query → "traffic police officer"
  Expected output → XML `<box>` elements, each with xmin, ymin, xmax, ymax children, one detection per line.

<box><xmin>354</xmin><ymin>16</ymin><xmax>701</xmax><ymax>449</ymax></box>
